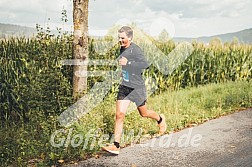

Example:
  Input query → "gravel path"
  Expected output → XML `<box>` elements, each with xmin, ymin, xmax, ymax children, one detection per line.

<box><xmin>66</xmin><ymin>108</ymin><xmax>252</xmax><ymax>167</ymax></box>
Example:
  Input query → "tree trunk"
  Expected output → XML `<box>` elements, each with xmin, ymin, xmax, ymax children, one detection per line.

<box><xmin>72</xmin><ymin>0</ymin><xmax>89</xmax><ymax>100</ymax></box>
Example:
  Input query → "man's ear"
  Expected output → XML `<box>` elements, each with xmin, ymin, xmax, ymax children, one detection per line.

<box><xmin>128</xmin><ymin>38</ymin><xmax>132</xmax><ymax>41</ymax></box>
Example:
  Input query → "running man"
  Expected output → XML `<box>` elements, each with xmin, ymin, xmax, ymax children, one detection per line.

<box><xmin>102</xmin><ymin>26</ymin><xmax>167</xmax><ymax>155</ymax></box>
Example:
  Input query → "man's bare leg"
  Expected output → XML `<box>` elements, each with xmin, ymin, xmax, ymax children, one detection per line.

<box><xmin>137</xmin><ymin>104</ymin><xmax>167</xmax><ymax>134</ymax></box>
<box><xmin>114</xmin><ymin>100</ymin><xmax>131</xmax><ymax>143</ymax></box>
<box><xmin>137</xmin><ymin>104</ymin><xmax>160</xmax><ymax>120</ymax></box>
<box><xmin>102</xmin><ymin>100</ymin><xmax>130</xmax><ymax>154</ymax></box>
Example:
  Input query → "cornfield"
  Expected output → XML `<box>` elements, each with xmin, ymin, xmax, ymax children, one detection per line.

<box><xmin>0</xmin><ymin>33</ymin><xmax>252</xmax><ymax>122</ymax></box>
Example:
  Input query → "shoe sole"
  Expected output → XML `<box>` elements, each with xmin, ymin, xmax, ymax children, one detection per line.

<box><xmin>102</xmin><ymin>147</ymin><xmax>120</xmax><ymax>155</ymax></box>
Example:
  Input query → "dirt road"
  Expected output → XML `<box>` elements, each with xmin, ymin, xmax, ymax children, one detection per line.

<box><xmin>67</xmin><ymin>108</ymin><xmax>252</xmax><ymax>167</ymax></box>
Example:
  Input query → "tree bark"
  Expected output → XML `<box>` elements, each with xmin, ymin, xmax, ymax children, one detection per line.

<box><xmin>72</xmin><ymin>0</ymin><xmax>89</xmax><ymax>100</ymax></box>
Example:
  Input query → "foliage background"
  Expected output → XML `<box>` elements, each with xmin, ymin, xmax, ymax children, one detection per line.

<box><xmin>0</xmin><ymin>26</ymin><xmax>252</xmax><ymax>166</ymax></box>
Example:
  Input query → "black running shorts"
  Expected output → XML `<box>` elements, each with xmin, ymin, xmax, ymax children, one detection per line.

<box><xmin>117</xmin><ymin>85</ymin><xmax>147</xmax><ymax>107</ymax></box>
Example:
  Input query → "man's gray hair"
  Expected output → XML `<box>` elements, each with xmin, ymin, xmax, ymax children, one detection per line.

<box><xmin>118</xmin><ymin>26</ymin><xmax>133</xmax><ymax>39</ymax></box>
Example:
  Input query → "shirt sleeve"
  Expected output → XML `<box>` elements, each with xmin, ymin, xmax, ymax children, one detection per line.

<box><xmin>128</xmin><ymin>55</ymin><xmax>149</xmax><ymax>69</ymax></box>
<box><xmin>127</xmin><ymin>46</ymin><xmax>150</xmax><ymax>70</ymax></box>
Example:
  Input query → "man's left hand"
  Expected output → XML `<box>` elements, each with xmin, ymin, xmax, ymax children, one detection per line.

<box><xmin>119</xmin><ymin>56</ymin><xmax>128</xmax><ymax>66</ymax></box>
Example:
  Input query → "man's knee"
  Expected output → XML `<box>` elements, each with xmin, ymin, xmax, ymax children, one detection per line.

<box><xmin>116</xmin><ymin>111</ymin><xmax>125</xmax><ymax>120</ymax></box>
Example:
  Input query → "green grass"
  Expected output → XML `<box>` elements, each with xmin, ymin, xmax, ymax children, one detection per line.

<box><xmin>112</xmin><ymin>80</ymin><xmax>252</xmax><ymax>140</ymax></box>
<box><xmin>72</xmin><ymin>80</ymin><xmax>252</xmax><ymax>158</ymax></box>
<box><xmin>1</xmin><ymin>80</ymin><xmax>252</xmax><ymax>166</ymax></box>
<box><xmin>146</xmin><ymin>80</ymin><xmax>251</xmax><ymax>131</ymax></box>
